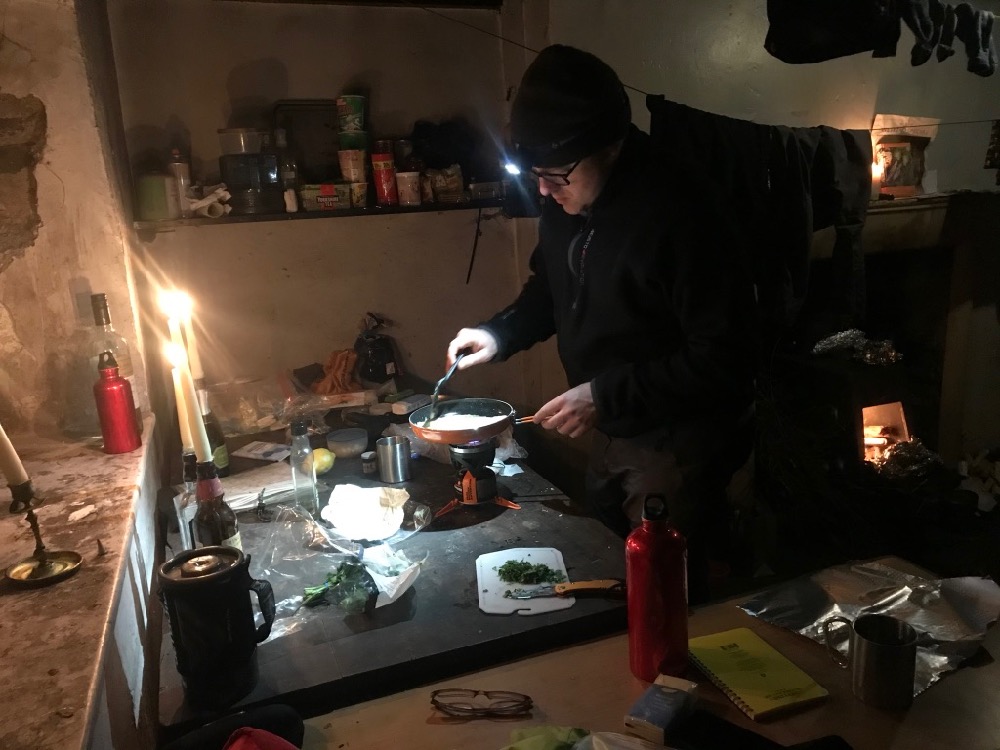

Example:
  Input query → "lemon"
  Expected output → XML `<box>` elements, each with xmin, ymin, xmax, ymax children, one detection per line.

<box><xmin>308</xmin><ymin>448</ymin><xmax>335</xmax><ymax>475</ymax></box>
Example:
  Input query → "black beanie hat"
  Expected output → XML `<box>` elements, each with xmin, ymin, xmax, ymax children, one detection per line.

<box><xmin>510</xmin><ymin>45</ymin><xmax>631</xmax><ymax>169</ymax></box>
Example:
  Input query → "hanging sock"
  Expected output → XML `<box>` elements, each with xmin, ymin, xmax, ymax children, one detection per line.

<box><xmin>910</xmin><ymin>0</ymin><xmax>944</xmax><ymax>64</ymax></box>
<box><xmin>956</xmin><ymin>3</ymin><xmax>997</xmax><ymax>76</ymax></box>
<box><xmin>937</xmin><ymin>2</ymin><xmax>959</xmax><ymax>60</ymax></box>
<box><xmin>902</xmin><ymin>0</ymin><xmax>938</xmax><ymax>64</ymax></box>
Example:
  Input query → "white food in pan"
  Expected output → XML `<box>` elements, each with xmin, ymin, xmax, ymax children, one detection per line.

<box><xmin>423</xmin><ymin>413</ymin><xmax>507</xmax><ymax>431</ymax></box>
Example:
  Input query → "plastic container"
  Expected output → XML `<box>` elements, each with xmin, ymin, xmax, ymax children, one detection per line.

<box><xmin>218</xmin><ymin>128</ymin><xmax>266</xmax><ymax>155</ymax></box>
<box><xmin>327</xmin><ymin>427</ymin><xmax>368</xmax><ymax>458</ymax></box>
<box><xmin>626</xmin><ymin>495</ymin><xmax>689</xmax><ymax>680</ymax></box>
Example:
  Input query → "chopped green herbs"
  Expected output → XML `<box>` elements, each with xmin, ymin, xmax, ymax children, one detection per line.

<box><xmin>496</xmin><ymin>559</ymin><xmax>565</xmax><ymax>585</ymax></box>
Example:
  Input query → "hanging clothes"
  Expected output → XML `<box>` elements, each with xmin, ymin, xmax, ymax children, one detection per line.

<box><xmin>764</xmin><ymin>0</ymin><xmax>900</xmax><ymax>63</ymax></box>
<box><xmin>646</xmin><ymin>96</ymin><xmax>872</xmax><ymax>344</ymax></box>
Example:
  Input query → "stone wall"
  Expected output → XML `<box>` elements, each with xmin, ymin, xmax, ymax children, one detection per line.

<box><xmin>0</xmin><ymin>0</ymin><xmax>142</xmax><ymax>436</ymax></box>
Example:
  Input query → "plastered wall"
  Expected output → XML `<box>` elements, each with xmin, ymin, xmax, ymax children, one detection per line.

<box><xmin>0</xmin><ymin>0</ymin><xmax>142</xmax><ymax>435</ymax></box>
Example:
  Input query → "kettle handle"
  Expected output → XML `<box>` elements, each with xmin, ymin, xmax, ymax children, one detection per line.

<box><xmin>251</xmin><ymin>578</ymin><xmax>276</xmax><ymax>642</ymax></box>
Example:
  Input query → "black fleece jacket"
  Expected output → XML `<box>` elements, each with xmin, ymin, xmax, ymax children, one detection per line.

<box><xmin>481</xmin><ymin>125</ymin><xmax>757</xmax><ymax>438</ymax></box>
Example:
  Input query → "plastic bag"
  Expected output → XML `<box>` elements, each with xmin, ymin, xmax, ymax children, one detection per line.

<box><xmin>250</xmin><ymin>504</ymin><xmax>423</xmax><ymax>639</ymax></box>
<box><xmin>573</xmin><ymin>733</ymin><xmax>661</xmax><ymax>750</ymax></box>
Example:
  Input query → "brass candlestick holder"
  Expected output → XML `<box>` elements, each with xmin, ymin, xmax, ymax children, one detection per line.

<box><xmin>4</xmin><ymin>479</ymin><xmax>82</xmax><ymax>588</ymax></box>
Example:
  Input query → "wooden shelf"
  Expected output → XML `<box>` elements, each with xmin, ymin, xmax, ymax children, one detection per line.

<box><xmin>134</xmin><ymin>198</ymin><xmax>504</xmax><ymax>233</ymax></box>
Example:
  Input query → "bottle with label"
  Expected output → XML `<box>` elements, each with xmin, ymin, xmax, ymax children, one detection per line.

<box><xmin>193</xmin><ymin>459</ymin><xmax>242</xmax><ymax>550</ymax></box>
<box><xmin>197</xmin><ymin>389</ymin><xmax>230</xmax><ymax>478</ymax></box>
<box><xmin>625</xmin><ymin>495</ymin><xmax>689</xmax><ymax>681</ymax></box>
<box><xmin>274</xmin><ymin>128</ymin><xmax>299</xmax><ymax>213</ymax></box>
<box><xmin>168</xmin><ymin>148</ymin><xmax>193</xmax><ymax>218</ymax></box>
<box><xmin>290</xmin><ymin>419</ymin><xmax>319</xmax><ymax>516</ymax></box>
<box><xmin>93</xmin><ymin>351</ymin><xmax>142</xmax><ymax>454</ymax></box>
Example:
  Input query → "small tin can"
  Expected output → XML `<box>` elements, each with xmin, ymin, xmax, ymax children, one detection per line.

<box><xmin>361</xmin><ymin>450</ymin><xmax>377</xmax><ymax>475</ymax></box>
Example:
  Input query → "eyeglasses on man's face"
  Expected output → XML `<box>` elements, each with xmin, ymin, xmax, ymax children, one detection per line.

<box><xmin>430</xmin><ymin>688</ymin><xmax>533</xmax><ymax>718</ymax></box>
<box><xmin>529</xmin><ymin>158</ymin><xmax>582</xmax><ymax>187</ymax></box>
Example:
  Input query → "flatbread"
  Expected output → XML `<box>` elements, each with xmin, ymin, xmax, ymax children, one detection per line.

<box><xmin>321</xmin><ymin>484</ymin><xmax>408</xmax><ymax>540</ymax></box>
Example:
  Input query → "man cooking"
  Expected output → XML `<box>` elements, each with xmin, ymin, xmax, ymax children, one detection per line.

<box><xmin>446</xmin><ymin>45</ymin><xmax>757</xmax><ymax>603</ymax></box>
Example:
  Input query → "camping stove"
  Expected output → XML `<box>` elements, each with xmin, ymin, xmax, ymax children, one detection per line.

<box><xmin>433</xmin><ymin>438</ymin><xmax>521</xmax><ymax>518</ymax></box>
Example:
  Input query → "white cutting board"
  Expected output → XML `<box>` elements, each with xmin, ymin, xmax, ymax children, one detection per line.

<box><xmin>476</xmin><ymin>547</ymin><xmax>575</xmax><ymax>616</ymax></box>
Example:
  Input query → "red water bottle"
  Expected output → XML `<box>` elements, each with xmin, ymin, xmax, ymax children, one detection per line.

<box><xmin>93</xmin><ymin>351</ymin><xmax>142</xmax><ymax>454</ymax></box>
<box><xmin>626</xmin><ymin>495</ymin><xmax>689</xmax><ymax>681</ymax></box>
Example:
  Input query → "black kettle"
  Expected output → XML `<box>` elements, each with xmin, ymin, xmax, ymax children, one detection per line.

<box><xmin>158</xmin><ymin>546</ymin><xmax>275</xmax><ymax>710</ymax></box>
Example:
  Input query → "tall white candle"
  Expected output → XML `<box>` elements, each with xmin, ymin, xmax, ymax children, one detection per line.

<box><xmin>165</xmin><ymin>344</ymin><xmax>211</xmax><ymax>462</ymax></box>
<box><xmin>171</xmin><ymin>367</ymin><xmax>195</xmax><ymax>452</ymax></box>
<box><xmin>0</xmin><ymin>420</ymin><xmax>29</xmax><ymax>487</ymax></box>
<box><xmin>181</xmin><ymin>301</ymin><xmax>205</xmax><ymax>382</ymax></box>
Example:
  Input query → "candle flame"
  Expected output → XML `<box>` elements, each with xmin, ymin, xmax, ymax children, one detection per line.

<box><xmin>159</xmin><ymin>289</ymin><xmax>193</xmax><ymax>319</ymax></box>
<box><xmin>164</xmin><ymin>342</ymin><xmax>188</xmax><ymax>368</ymax></box>
<box><xmin>871</xmin><ymin>161</ymin><xmax>884</xmax><ymax>181</ymax></box>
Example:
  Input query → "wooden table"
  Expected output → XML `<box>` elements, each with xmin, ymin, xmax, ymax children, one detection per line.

<box><xmin>302</xmin><ymin>558</ymin><xmax>1000</xmax><ymax>750</ymax></box>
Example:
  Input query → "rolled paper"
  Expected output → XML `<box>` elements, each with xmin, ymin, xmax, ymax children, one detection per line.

<box><xmin>171</xmin><ymin>367</ymin><xmax>195</xmax><ymax>452</ymax></box>
<box><xmin>0</xmin><ymin>420</ymin><xmax>29</xmax><ymax>487</ymax></box>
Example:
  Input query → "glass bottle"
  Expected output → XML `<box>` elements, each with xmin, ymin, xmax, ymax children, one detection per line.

<box><xmin>274</xmin><ymin>128</ymin><xmax>299</xmax><ymax>212</ymax></box>
<box><xmin>173</xmin><ymin>451</ymin><xmax>198</xmax><ymax>550</ymax></box>
<box><xmin>193</xmin><ymin>459</ymin><xmax>242</xmax><ymax>550</ymax></box>
<box><xmin>90</xmin><ymin>293</ymin><xmax>134</xmax><ymax>379</ymax></box>
<box><xmin>290</xmin><ymin>419</ymin><xmax>319</xmax><ymax>516</ymax></box>
<box><xmin>626</xmin><ymin>495</ymin><xmax>689</xmax><ymax>680</ymax></box>
<box><xmin>197</xmin><ymin>389</ymin><xmax>230</xmax><ymax>477</ymax></box>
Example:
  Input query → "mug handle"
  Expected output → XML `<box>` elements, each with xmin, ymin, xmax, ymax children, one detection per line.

<box><xmin>251</xmin><ymin>577</ymin><xmax>276</xmax><ymax>642</ymax></box>
<box><xmin>821</xmin><ymin>615</ymin><xmax>852</xmax><ymax>668</ymax></box>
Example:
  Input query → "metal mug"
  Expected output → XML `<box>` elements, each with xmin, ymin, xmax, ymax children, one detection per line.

<box><xmin>376</xmin><ymin>436</ymin><xmax>411</xmax><ymax>483</ymax></box>
<box><xmin>822</xmin><ymin>613</ymin><xmax>917</xmax><ymax>709</ymax></box>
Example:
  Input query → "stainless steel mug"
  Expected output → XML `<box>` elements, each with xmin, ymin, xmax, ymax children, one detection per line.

<box><xmin>822</xmin><ymin>613</ymin><xmax>917</xmax><ymax>709</ymax></box>
<box><xmin>376</xmin><ymin>435</ymin><xmax>411</xmax><ymax>483</ymax></box>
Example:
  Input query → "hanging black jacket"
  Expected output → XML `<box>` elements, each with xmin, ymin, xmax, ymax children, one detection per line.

<box><xmin>646</xmin><ymin>96</ymin><xmax>872</xmax><ymax>343</ymax></box>
<box><xmin>480</xmin><ymin>125</ymin><xmax>757</xmax><ymax>438</ymax></box>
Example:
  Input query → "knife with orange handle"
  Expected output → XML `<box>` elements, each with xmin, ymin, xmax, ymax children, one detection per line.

<box><xmin>505</xmin><ymin>579</ymin><xmax>625</xmax><ymax>599</ymax></box>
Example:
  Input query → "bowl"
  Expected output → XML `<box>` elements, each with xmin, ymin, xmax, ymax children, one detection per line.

<box><xmin>218</xmin><ymin>128</ymin><xmax>266</xmax><ymax>155</ymax></box>
<box><xmin>327</xmin><ymin>428</ymin><xmax>368</xmax><ymax>458</ymax></box>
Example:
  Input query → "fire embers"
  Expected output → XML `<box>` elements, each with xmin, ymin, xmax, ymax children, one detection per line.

<box><xmin>862</xmin><ymin>401</ymin><xmax>942</xmax><ymax>483</ymax></box>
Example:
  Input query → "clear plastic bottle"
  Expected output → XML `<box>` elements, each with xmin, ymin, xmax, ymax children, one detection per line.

<box><xmin>168</xmin><ymin>148</ymin><xmax>193</xmax><ymax>218</ymax></box>
<box><xmin>274</xmin><ymin>128</ymin><xmax>299</xmax><ymax>212</ymax></box>
<box><xmin>290</xmin><ymin>419</ymin><xmax>319</xmax><ymax>515</ymax></box>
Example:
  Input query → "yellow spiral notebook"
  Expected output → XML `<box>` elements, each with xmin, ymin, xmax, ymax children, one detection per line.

<box><xmin>688</xmin><ymin>627</ymin><xmax>829</xmax><ymax>721</ymax></box>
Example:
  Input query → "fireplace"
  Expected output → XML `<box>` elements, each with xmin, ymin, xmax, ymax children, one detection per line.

<box><xmin>753</xmin><ymin>203</ymin><xmax>1000</xmax><ymax>581</ymax></box>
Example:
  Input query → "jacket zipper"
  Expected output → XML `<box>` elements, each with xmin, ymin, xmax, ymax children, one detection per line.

<box><xmin>569</xmin><ymin>220</ymin><xmax>595</xmax><ymax>311</ymax></box>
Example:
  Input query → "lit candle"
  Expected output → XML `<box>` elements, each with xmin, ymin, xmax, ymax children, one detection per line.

<box><xmin>165</xmin><ymin>344</ymin><xmax>212</xmax><ymax>462</ymax></box>
<box><xmin>871</xmin><ymin>161</ymin><xmax>884</xmax><ymax>201</ymax></box>
<box><xmin>0</xmin><ymin>420</ymin><xmax>29</xmax><ymax>488</ymax></box>
<box><xmin>170</xmin><ymin>367</ymin><xmax>195</xmax><ymax>452</ymax></box>
<box><xmin>180</xmin><ymin>295</ymin><xmax>204</xmax><ymax>383</ymax></box>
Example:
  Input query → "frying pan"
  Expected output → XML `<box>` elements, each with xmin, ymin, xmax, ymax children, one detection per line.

<box><xmin>409</xmin><ymin>397</ymin><xmax>515</xmax><ymax>445</ymax></box>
